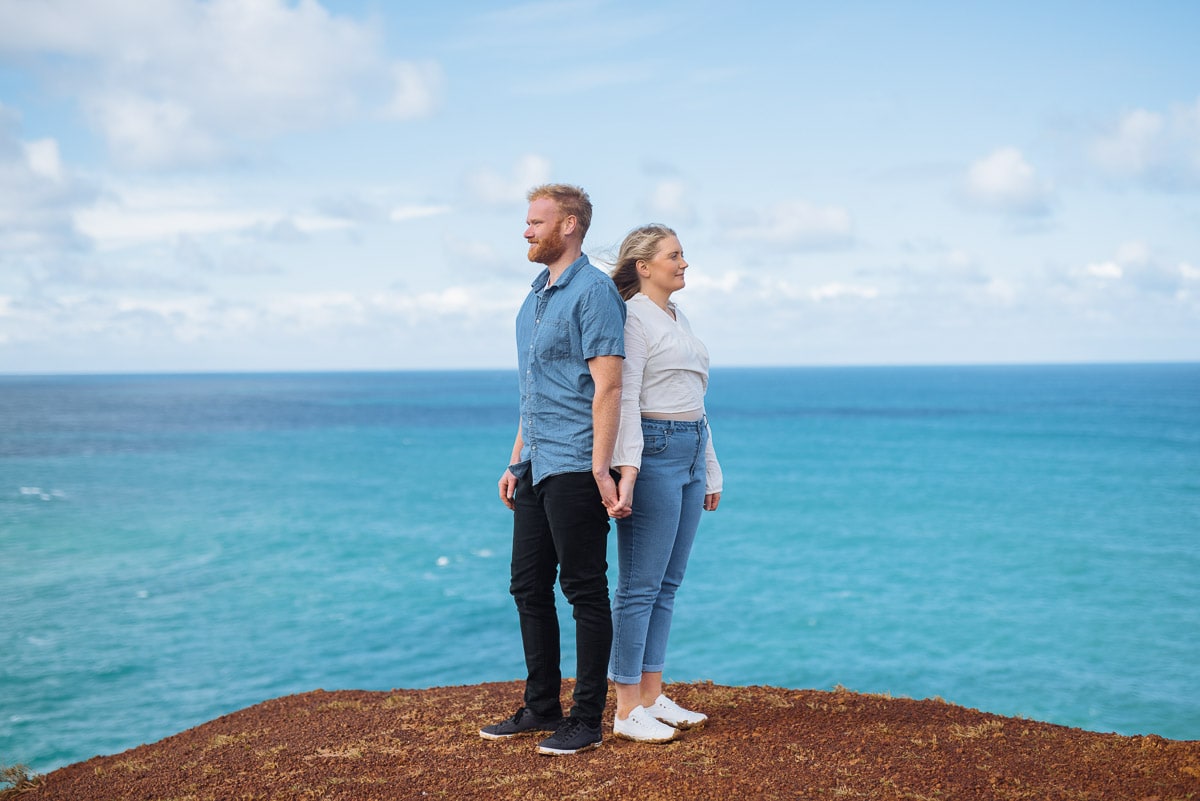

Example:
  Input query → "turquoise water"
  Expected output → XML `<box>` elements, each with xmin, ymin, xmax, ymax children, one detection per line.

<box><xmin>2</xmin><ymin>365</ymin><xmax>1198</xmax><ymax>772</ymax></box>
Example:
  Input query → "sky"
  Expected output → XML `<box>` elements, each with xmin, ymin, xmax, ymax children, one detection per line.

<box><xmin>0</xmin><ymin>0</ymin><xmax>1198</xmax><ymax>373</ymax></box>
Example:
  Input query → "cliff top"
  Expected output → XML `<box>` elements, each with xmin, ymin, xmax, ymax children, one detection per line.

<box><xmin>10</xmin><ymin>680</ymin><xmax>1200</xmax><ymax>800</ymax></box>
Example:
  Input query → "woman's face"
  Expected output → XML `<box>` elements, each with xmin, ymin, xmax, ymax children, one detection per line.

<box><xmin>639</xmin><ymin>235</ymin><xmax>688</xmax><ymax>298</ymax></box>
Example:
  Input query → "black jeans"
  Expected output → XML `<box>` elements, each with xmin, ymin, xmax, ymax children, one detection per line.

<box><xmin>509</xmin><ymin>470</ymin><xmax>612</xmax><ymax>726</ymax></box>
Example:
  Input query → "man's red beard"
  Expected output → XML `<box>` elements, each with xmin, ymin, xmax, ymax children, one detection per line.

<box><xmin>527</xmin><ymin>226</ymin><xmax>566</xmax><ymax>265</ymax></box>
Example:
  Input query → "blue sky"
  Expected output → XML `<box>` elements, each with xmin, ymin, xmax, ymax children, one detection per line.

<box><xmin>1</xmin><ymin>0</ymin><xmax>1197</xmax><ymax>372</ymax></box>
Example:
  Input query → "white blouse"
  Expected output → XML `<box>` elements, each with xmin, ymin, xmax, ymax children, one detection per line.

<box><xmin>612</xmin><ymin>293</ymin><xmax>723</xmax><ymax>493</ymax></box>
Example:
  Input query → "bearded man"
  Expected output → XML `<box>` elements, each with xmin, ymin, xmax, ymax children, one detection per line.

<box><xmin>480</xmin><ymin>184</ymin><xmax>627</xmax><ymax>755</ymax></box>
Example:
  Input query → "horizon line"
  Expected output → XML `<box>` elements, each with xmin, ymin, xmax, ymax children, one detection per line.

<box><xmin>2</xmin><ymin>358</ymin><xmax>1198</xmax><ymax>379</ymax></box>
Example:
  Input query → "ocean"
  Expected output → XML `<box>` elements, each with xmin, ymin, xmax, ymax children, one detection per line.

<box><xmin>2</xmin><ymin>364</ymin><xmax>1197</xmax><ymax>773</ymax></box>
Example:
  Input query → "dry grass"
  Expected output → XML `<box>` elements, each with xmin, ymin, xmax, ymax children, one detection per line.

<box><xmin>14</xmin><ymin>682</ymin><xmax>1200</xmax><ymax>801</ymax></box>
<box><xmin>0</xmin><ymin>764</ymin><xmax>44</xmax><ymax>798</ymax></box>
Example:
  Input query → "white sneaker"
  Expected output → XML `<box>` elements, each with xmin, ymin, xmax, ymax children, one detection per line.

<box><xmin>646</xmin><ymin>694</ymin><xmax>707</xmax><ymax>729</ymax></box>
<box><xmin>613</xmin><ymin>705</ymin><xmax>680</xmax><ymax>743</ymax></box>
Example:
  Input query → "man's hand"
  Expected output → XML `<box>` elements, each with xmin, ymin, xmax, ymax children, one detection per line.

<box><xmin>498</xmin><ymin>469</ymin><xmax>518</xmax><ymax>510</ymax></box>
<box><xmin>586</xmin><ymin>353</ymin><xmax>623</xmax><ymax>517</ymax></box>
<box><xmin>593</xmin><ymin>469</ymin><xmax>620</xmax><ymax>517</ymax></box>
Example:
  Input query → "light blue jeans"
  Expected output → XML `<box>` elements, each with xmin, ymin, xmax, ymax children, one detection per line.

<box><xmin>609</xmin><ymin>417</ymin><xmax>708</xmax><ymax>685</ymax></box>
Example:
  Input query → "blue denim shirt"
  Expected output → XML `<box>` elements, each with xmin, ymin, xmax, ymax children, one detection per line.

<box><xmin>512</xmin><ymin>255</ymin><xmax>626</xmax><ymax>484</ymax></box>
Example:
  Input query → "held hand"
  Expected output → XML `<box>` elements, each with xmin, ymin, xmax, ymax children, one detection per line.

<box><xmin>498</xmin><ymin>469</ymin><xmax>518</xmax><ymax>511</ymax></box>
<box><xmin>607</xmin><ymin>471</ymin><xmax>637</xmax><ymax>519</ymax></box>
<box><xmin>703</xmin><ymin>491</ymin><xmax>722</xmax><ymax>512</ymax></box>
<box><xmin>593</xmin><ymin>470</ymin><xmax>621</xmax><ymax>517</ymax></box>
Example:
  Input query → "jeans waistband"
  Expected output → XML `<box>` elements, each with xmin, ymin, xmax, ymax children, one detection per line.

<box><xmin>640</xmin><ymin>416</ymin><xmax>707</xmax><ymax>433</ymax></box>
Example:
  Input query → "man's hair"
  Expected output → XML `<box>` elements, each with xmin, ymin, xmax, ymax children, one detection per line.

<box><xmin>527</xmin><ymin>184</ymin><xmax>593</xmax><ymax>239</ymax></box>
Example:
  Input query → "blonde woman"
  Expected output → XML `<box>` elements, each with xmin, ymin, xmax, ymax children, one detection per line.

<box><xmin>607</xmin><ymin>224</ymin><xmax>723</xmax><ymax>743</ymax></box>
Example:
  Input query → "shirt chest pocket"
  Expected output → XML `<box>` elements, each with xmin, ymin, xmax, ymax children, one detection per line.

<box><xmin>534</xmin><ymin>318</ymin><xmax>573</xmax><ymax>361</ymax></box>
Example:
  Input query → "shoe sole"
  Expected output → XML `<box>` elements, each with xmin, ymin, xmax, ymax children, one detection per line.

<box><xmin>663</xmin><ymin>718</ymin><xmax>706</xmax><ymax>731</ymax></box>
<box><xmin>614</xmin><ymin>730</ymin><xmax>679</xmax><ymax>744</ymax></box>
<box><xmin>537</xmin><ymin>739</ymin><xmax>602</xmax><ymax>755</ymax></box>
<box><xmin>479</xmin><ymin>730</ymin><xmax>513</xmax><ymax>741</ymax></box>
<box><xmin>479</xmin><ymin>727</ymin><xmax>558</xmax><ymax>741</ymax></box>
<box><xmin>648</xmin><ymin>713</ymin><xmax>706</xmax><ymax>731</ymax></box>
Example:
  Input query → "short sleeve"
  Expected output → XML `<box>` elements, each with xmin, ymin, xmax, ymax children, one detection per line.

<box><xmin>579</xmin><ymin>280</ymin><xmax>626</xmax><ymax>360</ymax></box>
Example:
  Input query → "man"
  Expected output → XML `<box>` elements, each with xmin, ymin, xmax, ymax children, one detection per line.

<box><xmin>479</xmin><ymin>184</ymin><xmax>627</xmax><ymax>755</ymax></box>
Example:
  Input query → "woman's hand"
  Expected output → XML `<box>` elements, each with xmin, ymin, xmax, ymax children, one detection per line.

<box><xmin>607</xmin><ymin>467</ymin><xmax>638</xmax><ymax>519</ymax></box>
<box><xmin>703</xmin><ymin>491</ymin><xmax>721</xmax><ymax>512</ymax></box>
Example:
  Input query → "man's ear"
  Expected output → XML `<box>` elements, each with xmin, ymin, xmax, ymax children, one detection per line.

<box><xmin>562</xmin><ymin>215</ymin><xmax>578</xmax><ymax>236</ymax></box>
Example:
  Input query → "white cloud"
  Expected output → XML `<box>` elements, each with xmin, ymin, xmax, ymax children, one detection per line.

<box><xmin>0</xmin><ymin>0</ymin><xmax>442</xmax><ymax>169</ymax></box>
<box><xmin>384</xmin><ymin>61</ymin><xmax>445</xmax><ymax>120</ymax></box>
<box><xmin>464</xmin><ymin>155</ymin><xmax>552</xmax><ymax>208</ymax></box>
<box><xmin>1092</xmin><ymin>109</ymin><xmax>1165</xmax><ymax>174</ymax></box>
<box><xmin>720</xmin><ymin>200</ymin><xmax>853</xmax><ymax>251</ymax></box>
<box><xmin>687</xmin><ymin>271</ymin><xmax>742</xmax><ymax>294</ymax></box>
<box><xmin>1091</xmin><ymin>97</ymin><xmax>1200</xmax><ymax>189</ymax></box>
<box><xmin>289</xmin><ymin>215</ymin><xmax>357</xmax><ymax>235</ymax></box>
<box><xmin>808</xmin><ymin>282</ymin><xmax>879</xmax><ymax>302</ymax></box>
<box><xmin>983</xmin><ymin>278</ymin><xmax>1017</xmax><ymax>305</ymax></box>
<box><xmin>23</xmin><ymin>139</ymin><xmax>64</xmax><ymax>181</ymax></box>
<box><xmin>0</xmin><ymin>106</ymin><xmax>95</xmax><ymax>254</ymax></box>
<box><xmin>104</xmin><ymin>283</ymin><xmax>524</xmax><ymax>341</ymax></box>
<box><xmin>740</xmin><ymin>276</ymin><xmax>877</xmax><ymax>304</ymax></box>
<box><xmin>1</xmin><ymin>279</ymin><xmax>523</xmax><ymax>354</ymax></box>
<box><xmin>643</xmin><ymin>180</ymin><xmax>696</xmax><ymax>226</ymax></box>
<box><xmin>389</xmin><ymin>204</ymin><xmax>452</xmax><ymax>222</ymax></box>
<box><xmin>1113</xmin><ymin>240</ymin><xmax>1151</xmax><ymax>267</ymax></box>
<box><xmin>945</xmin><ymin>249</ymin><xmax>975</xmax><ymax>269</ymax></box>
<box><xmin>1080</xmin><ymin>261</ymin><xmax>1123</xmax><ymax>280</ymax></box>
<box><xmin>442</xmin><ymin>236</ymin><xmax>507</xmax><ymax>269</ymax></box>
<box><xmin>0</xmin><ymin>294</ymin><xmax>11</xmax><ymax>325</ymax></box>
<box><xmin>963</xmin><ymin>147</ymin><xmax>1053</xmax><ymax>216</ymax></box>
<box><xmin>1071</xmin><ymin>241</ymin><xmax>1194</xmax><ymax>295</ymax></box>
<box><xmin>82</xmin><ymin>93</ymin><xmax>224</xmax><ymax>169</ymax></box>
<box><xmin>75</xmin><ymin>189</ymin><xmax>352</xmax><ymax>250</ymax></box>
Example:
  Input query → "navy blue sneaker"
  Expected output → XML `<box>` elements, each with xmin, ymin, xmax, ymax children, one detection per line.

<box><xmin>537</xmin><ymin>716</ymin><xmax>603</xmax><ymax>755</ymax></box>
<box><xmin>480</xmin><ymin>707</ymin><xmax>563</xmax><ymax>740</ymax></box>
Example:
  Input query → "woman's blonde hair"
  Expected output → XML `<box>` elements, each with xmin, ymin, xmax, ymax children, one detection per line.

<box><xmin>610</xmin><ymin>224</ymin><xmax>677</xmax><ymax>300</ymax></box>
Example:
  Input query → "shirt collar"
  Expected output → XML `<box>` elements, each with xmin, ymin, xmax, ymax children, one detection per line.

<box><xmin>529</xmin><ymin>254</ymin><xmax>591</xmax><ymax>290</ymax></box>
<box><xmin>633</xmin><ymin>291</ymin><xmax>676</xmax><ymax>314</ymax></box>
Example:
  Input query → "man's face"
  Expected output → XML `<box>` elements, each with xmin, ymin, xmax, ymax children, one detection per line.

<box><xmin>524</xmin><ymin>197</ymin><xmax>567</xmax><ymax>265</ymax></box>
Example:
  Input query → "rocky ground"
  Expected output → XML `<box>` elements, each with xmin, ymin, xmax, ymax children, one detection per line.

<box><xmin>7</xmin><ymin>680</ymin><xmax>1199</xmax><ymax>800</ymax></box>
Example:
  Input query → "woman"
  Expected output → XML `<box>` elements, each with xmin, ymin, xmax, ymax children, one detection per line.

<box><xmin>607</xmin><ymin>224</ymin><xmax>723</xmax><ymax>743</ymax></box>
